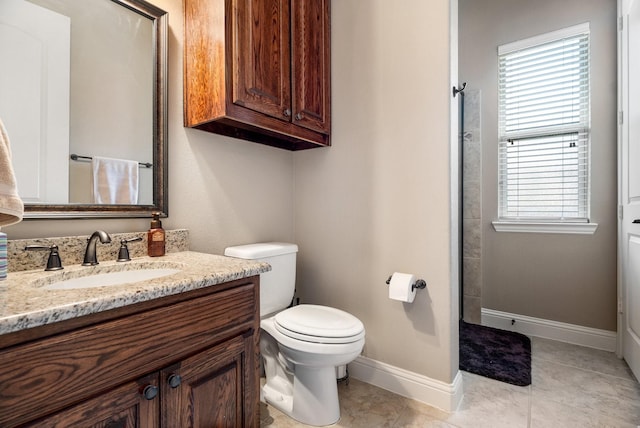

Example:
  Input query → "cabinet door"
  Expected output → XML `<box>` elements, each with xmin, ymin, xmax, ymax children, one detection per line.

<box><xmin>232</xmin><ymin>0</ymin><xmax>291</xmax><ymax>121</ymax></box>
<box><xmin>162</xmin><ymin>334</ymin><xmax>258</xmax><ymax>428</ymax></box>
<box><xmin>23</xmin><ymin>373</ymin><xmax>160</xmax><ymax>428</ymax></box>
<box><xmin>291</xmin><ymin>0</ymin><xmax>330</xmax><ymax>134</ymax></box>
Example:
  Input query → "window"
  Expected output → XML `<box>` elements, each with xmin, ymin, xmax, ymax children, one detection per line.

<box><xmin>497</xmin><ymin>24</ymin><xmax>590</xmax><ymax>227</ymax></box>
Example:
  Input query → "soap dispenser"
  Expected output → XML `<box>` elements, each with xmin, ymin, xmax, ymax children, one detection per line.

<box><xmin>147</xmin><ymin>212</ymin><xmax>165</xmax><ymax>257</ymax></box>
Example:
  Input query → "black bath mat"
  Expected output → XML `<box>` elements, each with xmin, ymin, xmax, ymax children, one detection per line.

<box><xmin>459</xmin><ymin>321</ymin><xmax>531</xmax><ymax>386</ymax></box>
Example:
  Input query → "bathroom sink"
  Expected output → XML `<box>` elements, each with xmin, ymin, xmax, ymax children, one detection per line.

<box><xmin>41</xmin><ymin>266</ymin><xmax>182</xmax><ymax>290</ymax></box>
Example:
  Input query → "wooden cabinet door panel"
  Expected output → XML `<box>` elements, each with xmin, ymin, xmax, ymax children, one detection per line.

<box><xmin>162</xmin><ymin>334</ymin><xmax>257</xmax><ymax>428</ymax></box>
<box><xmin>232</xmin><ymin>0</ymin><xmax>291</xmax><ymax>121</ymax></box>
<box><xmin>24</xmin><ymin>373</ymin><xmax>159</xmax><ymax>428</ymax></box>
<box><xmin>291</xmin><ymin>0</ymin><xmax>330</xmax><ymax>133</ymax></box>
<box><xmin>183</xmin><ymin>0</ymin><xmax>227</xmax><ymax>126</ymax></box>
<box><xmin>0</xmin><ymin>282</ymin><xmax>256</xmax><ymax>427</ymax></box>
<box><xmin>184</xmin><ymin>0</ymin><xmax>331</xmax><ymax>149</ymax></box>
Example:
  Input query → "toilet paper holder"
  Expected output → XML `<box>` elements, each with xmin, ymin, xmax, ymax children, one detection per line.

<box><xmin>386</xmin><ymin>275</ymin><xmax>427</xmax><ymax>291</ymax></box>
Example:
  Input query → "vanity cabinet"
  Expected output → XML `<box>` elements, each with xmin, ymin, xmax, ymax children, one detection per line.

<box><xmin>22</xmin><ymin>373</ymin><xmax>160</xmax><ymax>427</ymax></box>
<box><xmin>184</xmin><ymin>0</ymin><xmax>331</xmax><ymax>151</ymax></box>
<box><xmin>0</xmin><ymin>277</ymin><xmax>260</xmax><ymax>427</ymax></box>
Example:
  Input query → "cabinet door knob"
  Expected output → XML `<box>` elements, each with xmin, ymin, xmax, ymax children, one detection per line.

<box><xmin>295</xmin><ymin>112</ymin><xmax>304</xmax><ymax>121</ymax></box>
<box><xmin>283</xmin><ymin>109</ymin><xmax>291</xmax><ymax>117</ymax></box>
<box><xmin>167</xmin><ymin>373</ymin><xmax>182</xmax><ymax>388</ymax></box>
<box><xmin>633</xmin><ymin>219</ymin><xmax>640</xmax><ymax>224</ymax></box>
<box><xmin>141</xmin><ymin>384</ymin><xmax>158</xmax><ymax>400</ymax></box>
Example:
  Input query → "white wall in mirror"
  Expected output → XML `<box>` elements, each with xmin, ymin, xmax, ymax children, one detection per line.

<box><xmin>0</xmin><ymin>0</ymin><xmax>70</xmax><ymax>204</ymax></box>
<box><xmin>0</xmin><ymin>0</ymin><xmax>154</xmax><ymax>206</ymax></box>
<box><xmin>60</xmin><ymin>0</ymin><xmax>153</xmax><ymax>205</ymax></box>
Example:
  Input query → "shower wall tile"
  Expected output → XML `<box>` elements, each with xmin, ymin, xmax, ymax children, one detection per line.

<box><xmin>463</xmin><ymin>180</ymin><xmax>481</xmax><ymax>219</ymax></box>
<box><xmin>463</xmin><ymin>296</ymin><xmax>482</xmax><ymax>324</ymax></box>
<box><xmin>463</xmin><ymin>141</ymin><xmax>481</xmax><ymax>183</ymax></box>
<box><xmin>463</xmin><ymin>218</ymin><xmax>481</xmax><ymax>259</ymax></box>
<box><xmin>462</xmin><ymin>88</ymin><xmax>482</xmax><ymax>323</ymax></box>
<box><xmin>463</xmin><ymin>257</ymin><xmax>481</xmax><ymax>297</ymax></box>
<box><xmin>463</xmin><ymin>89</ymin><xmax>481</xmax><ymax>139</ymax></box>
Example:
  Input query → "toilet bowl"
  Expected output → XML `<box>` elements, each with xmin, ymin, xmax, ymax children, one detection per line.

<box><xmin>223</xmin><ymin>243</ymin><xmax>366</xmax><ymax>426</ymax></box>
<box><xmin>260</xmin><ymin>305</ymin><xmax>365</xmax><ymax>426</ymax></box>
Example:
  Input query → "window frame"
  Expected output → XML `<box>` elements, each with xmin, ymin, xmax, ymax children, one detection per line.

<box><xmin>493</xmin><ymin>23</ymin><xmax>596</xmax><ymax>234</ymax></box>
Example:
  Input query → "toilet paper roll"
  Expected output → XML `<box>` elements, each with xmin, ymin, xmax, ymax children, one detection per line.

<box><xmin>388</xmin><ymin>272</ymin><xmax>416</xmax><ymax>303</ymax></box>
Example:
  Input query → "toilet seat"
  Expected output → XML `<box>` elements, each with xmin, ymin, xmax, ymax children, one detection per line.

<box><xmin>274</xmin><ymin>305</ymin><xmax>365</xmax><ymax>344</ymax></box>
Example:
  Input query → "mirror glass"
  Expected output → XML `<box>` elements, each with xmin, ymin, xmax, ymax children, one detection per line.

<box><xmin>0</xmin><ymin>0</ymin><xmax>167</xmax><ymax>218</ymax></box>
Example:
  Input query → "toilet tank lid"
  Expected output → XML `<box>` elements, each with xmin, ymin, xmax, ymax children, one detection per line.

<box><xmin>224</xmin><ymin>242</ymin><xmax>298</xmax><ymax>259</ymax></box>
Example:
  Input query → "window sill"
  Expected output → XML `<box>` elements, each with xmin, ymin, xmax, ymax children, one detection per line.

<box><xmin>491</xmin><ymin>221</ymin><xmax>598</xmax><ymax>235</ymax></box>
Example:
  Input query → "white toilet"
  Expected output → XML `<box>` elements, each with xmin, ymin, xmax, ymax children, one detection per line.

<box><xmin>224</xmin><ymin>242</ymin><xmax>365</xmax><ymax>426</ymax></box>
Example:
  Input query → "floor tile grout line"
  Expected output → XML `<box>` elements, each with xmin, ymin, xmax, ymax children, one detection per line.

<box><xmin>532</xmin><ymin>357</ymin><xmax>639</xmax><ymax>383</ymax></box>
<box><xmin>527</xmin><ymin>384</ymin><xmax>532</xmax><ymax>428</ymax></box>
<box><xmin>530</xmin><ymin>350</ymin><xmax>621</xmax><ymax>366</ymax></box>
<box><xmin>532</xmin><ymin>351</ymin><xmax>624</xmax><ymax>364</ymax></box>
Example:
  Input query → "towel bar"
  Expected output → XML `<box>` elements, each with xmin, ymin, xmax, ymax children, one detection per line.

<box><xmin>70</xmin><ymin>154</ymin><xmax>152</xmax><ymax>168</ymax></box>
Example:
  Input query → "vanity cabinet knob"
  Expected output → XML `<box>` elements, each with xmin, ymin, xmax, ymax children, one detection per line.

<box><xmin>167</xmin><ymin>373</ymin><xmax>182</xmax><ymax>388</ymax></box>
<box><xmin>141</xmin><ymin>384</ymin><xmax>158</xmax><ymax>400</ymax></box>
<box><xmin>283</xmin><ymin>108</ymin><xmax>291</xmax><ymax>117</ymax></box>
<box><xmin>295</xmin><ymin>112</ymin><xmax>304</xmax><ymax>121</ymax></box>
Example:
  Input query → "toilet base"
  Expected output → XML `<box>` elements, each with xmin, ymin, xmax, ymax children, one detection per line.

<box><xmin>259</xmin><ymin>312</ymin><xmax>364</xmax><ymax>427</ymax></box>
<box><xmin>263</xmin><ymin>365</ymin><xmax>340</xmax><ymax>426</ymax></box>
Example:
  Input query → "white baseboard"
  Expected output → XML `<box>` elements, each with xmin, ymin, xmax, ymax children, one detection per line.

<box><xmin>481</xmin><ymin>308</ymin><xmax>617</xmax><ymax>352</ymax></box>
<box><xmin>348</xmin><ymin>356</ymin><xmax>463</xmax><ymax>413</ymax></box>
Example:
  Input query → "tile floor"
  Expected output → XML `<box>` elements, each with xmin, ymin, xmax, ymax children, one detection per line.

<box><xmin>260</xmin><ymin>337</ymin><xmax>640</xmax><ymax>427</ymax></box>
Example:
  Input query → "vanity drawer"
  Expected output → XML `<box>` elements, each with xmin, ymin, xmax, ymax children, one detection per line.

<box><xmin>0</xmin><ymin>280</ymin><xmax>258</xmax><ymax>427</ymax></box>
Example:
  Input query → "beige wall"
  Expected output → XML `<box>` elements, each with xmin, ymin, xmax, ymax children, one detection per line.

<box><xmin>5</xmin><ymin>0</ymin><xmax>295</xmax><ymax>255</ymax></box>
<box><xmin>294</xmin><ymin>0</ymin><xmax>458</xmax><ymax>382</ymax></box>
<box><xmin>459</xmin><ymin>0</ymin><xmax>618</xmax><ymax>330</ymax></box>
<box><xmin>5</xmin><ymin>0</ymin><xmax>458</xmax><ymax>385</ymax></box>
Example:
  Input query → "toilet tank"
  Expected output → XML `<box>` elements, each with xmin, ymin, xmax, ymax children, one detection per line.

<box><xmin>224</xmin><ymin>243</ymin><xmax>298</xmax><ymax>317</ymax></box>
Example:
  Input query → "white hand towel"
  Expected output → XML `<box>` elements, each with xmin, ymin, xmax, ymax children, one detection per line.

<box><xmin>0</xmin><ymin>118</ymin><xmax>23</xmax><ymax>226</ymax></box>
<box><xmin>91</xmin><ymin>156</ymin><xmax>139</xmax><ymax>204</ymax></box>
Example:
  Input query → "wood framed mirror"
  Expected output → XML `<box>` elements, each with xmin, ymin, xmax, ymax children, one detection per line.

<box><xmin>0</xmin><ymin>0</ymin><xmax>168</xmax><ymax>219</ymax></box>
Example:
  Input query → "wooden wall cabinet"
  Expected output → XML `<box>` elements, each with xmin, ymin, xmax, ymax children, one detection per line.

<box><xmin>184</xmin><ymin>0</ymin><xmax>331</xmax><ymax>151</ymax></box>
<box><xmin>0</xmin><ymin>277</ymin><xmax>260</xmax><ymax>428</ymax></box>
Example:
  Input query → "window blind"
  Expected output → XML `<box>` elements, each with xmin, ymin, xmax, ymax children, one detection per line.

<box><xmin>498</xmin><ymin>24</ymin><xmax>590</xmax><ymax>221</ymax></box>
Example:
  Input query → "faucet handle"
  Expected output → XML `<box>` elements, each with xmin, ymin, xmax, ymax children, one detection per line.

<box><xmin>25</xmin><ymin>245</ymin><xmax>63</xmax><ymax>271</ymax></box>
<box><xmin>117</xmin><ymin>237</ymin><xmax>143</xmax><ymax>262</ymax></box>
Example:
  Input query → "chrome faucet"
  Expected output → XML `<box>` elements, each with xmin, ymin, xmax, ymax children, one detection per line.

<box><xmin>82</xmin><ymin>230</ymin><xmax>112</xmax><ymax>266</ymax></box>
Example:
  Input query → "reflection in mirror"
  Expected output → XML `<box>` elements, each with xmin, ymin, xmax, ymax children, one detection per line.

<box><xmin>0</xmin><ymin>0</ymin><xmax>167</xmax><ymax>218</ymax></box>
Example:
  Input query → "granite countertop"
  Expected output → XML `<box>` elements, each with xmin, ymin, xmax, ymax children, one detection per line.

<box><xmin>0</xmin><ymin>251</ymin><xmax>270</xmax><ymax>336</ymax></box>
